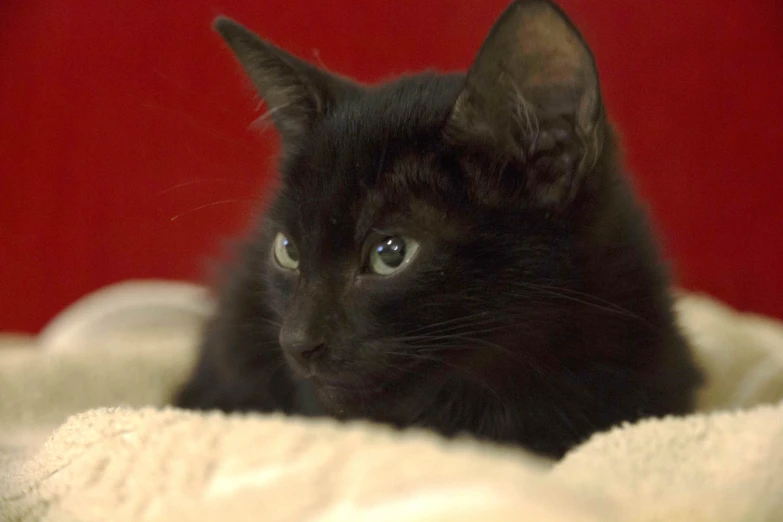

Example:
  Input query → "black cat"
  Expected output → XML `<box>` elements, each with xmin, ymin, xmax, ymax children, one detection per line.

<box><xmin>174</xmin><ymin>0</ymin><xmax>702</xmax><ymax>459</ymax></box>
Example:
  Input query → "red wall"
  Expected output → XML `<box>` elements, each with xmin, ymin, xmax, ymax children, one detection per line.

<box><xmin>2</xmin><ymin>0</ymin><xmax>782</xmax><ymax>333</ymax></box>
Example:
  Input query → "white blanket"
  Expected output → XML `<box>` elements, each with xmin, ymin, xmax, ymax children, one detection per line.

<box><xmin>1</xmin><ymin>281</ymin><xmax>782</xmax><ymax>521</ymax></box>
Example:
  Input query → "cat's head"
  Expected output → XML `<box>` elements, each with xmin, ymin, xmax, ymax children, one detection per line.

<box><xmin>217</xmin><ymin>0</ymin><xmax>634</xmax><ymax>419</ymax></box>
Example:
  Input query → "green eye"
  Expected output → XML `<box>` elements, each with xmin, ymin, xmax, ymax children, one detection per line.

<box><xmin>273</xmin><ymin>232</ymin><xmax>300</xmax><ymax>270</ymax></box>
<box><xmin>368</xmin><ymin>236</ymin><xmax>420</xmax><ymax>275</ymax></box>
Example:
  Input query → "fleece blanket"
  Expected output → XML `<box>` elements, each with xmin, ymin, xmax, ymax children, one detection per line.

<box><xmin>1</xmin><ymin>281</ymin><xmax>783</xmax><ymax>521</ymax></box>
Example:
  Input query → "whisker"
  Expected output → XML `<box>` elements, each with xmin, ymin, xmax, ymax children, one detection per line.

<box><xmin>156</xmin><ymin>178</ymin><xmax>246</xmax><ymax>197</ymax></box>
<box><xmin>256</xmin><ymin>317</ymin><xmax>283</xmax><ymax>329</ymax></box>
<box><xmin>399</xmin><ymin>316</ymin><xmax>514</xmax><ymax>339</ymax></box>
<box><xmin>511</xmin><ymin>281</ymin><xmax>641</xmax><ymax>314</ymax></box>
<box><xmin>505</xmin><ymin>281</ymin><xmax>660</xmax><ymax>332</ymax></box>
<box><xmin>249</xmin><ymin>103</ymin><xmax>292</xmax><ymax>132</ymax></box>
<box><xmin>413</xmin><ymin>341</ymin><xmax>527</xmax><ymax>366</ymax></box>
<box><xmin>383</xmin><ymin>350</ymin><xmax>504</xmax><ymax>404</ymax></box>
<box><xmin>396</xmin><ymin>310</ymin><xmax>496</xmax><ymax>337</ymax></box>
<box><xmin>169</xmin><ymin>199</ymin><xmax>250</xmax><ymax>221</ymax></box>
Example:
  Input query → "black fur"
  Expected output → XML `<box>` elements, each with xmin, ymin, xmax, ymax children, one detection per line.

<box><xmin>175</xmin><ymin>0</ymin><xmax>702</xmax><ymax>459</ymax></box>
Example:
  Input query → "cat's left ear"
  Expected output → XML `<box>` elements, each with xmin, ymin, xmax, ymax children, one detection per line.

<box><xmin>214</xmin><ymin>17</ymin><xmax>358</xmax><ymax>143</ymax></box>
<box><xmin>445</xmin><ymin>0</ymin><xmax>605</xmax><ymax>206</ymax></box>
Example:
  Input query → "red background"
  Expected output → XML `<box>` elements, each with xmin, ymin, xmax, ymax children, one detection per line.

<box><xmin>2</xmin><ymin>0</ymin><xmax>782</xmax><ymax>333</ymax></box>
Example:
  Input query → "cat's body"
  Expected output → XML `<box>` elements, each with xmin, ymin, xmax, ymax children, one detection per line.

<box><xmin>175</xmin><ymin>0</ymin><xmax>702</xmax><ymax>459</ymax></box>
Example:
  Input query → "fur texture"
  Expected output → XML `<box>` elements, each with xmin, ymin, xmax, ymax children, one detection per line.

<box><xmin>175</xmin><ymin>0</ymin><xmax>702</xmax><ymax>458</ymax></box>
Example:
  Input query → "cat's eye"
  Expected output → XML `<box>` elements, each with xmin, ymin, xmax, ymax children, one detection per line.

<box><xmin>368</xmin><ymin>236</ymin><xmax>419</xmax><ymax>275</ymax></box>
<box><xmin>273</xmin><ymin>232</ymin><xmax>300</xmax><ymax>270</ymax></box>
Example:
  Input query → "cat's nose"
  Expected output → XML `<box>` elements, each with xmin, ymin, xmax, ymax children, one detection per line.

<box><xmin>279</xmin><ymin>331</ymin><xmax>327</xmax><ymax>369</ymax></box>
<box><xmin>285</xmin><ymin>341</ymin><xmax>327</xmax><ymax>369</ymax></box>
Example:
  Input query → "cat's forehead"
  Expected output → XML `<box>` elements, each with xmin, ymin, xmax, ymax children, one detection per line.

<box><xmin>273</xmin><ymin>74</ymin><xmax>464</xmax><ymax>240</ymax></box>
<box><xmin>307</xmin><ymin>73</ymin><xmax>462</xmax><ymax>172</ymax></box>
<box><xmin>275</xmin><ymin>150</ymin><xmax>452</xmax><ymax>248</ymax></box>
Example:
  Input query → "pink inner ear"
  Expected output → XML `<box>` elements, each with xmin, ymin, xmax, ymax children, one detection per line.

<box><xmin>515</xmin><ymin>7</ymin><xmax>588</xmax><ymax>88</ymax></box>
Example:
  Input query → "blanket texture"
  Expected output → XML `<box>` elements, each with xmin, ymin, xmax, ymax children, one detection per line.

<box><xmin>1</xmin><ymin>280</ymin><xmax>783</xmax><ymax>521</ymax></box>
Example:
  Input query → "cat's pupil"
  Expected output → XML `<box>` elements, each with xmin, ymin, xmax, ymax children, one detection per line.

<box><xmin>283</xmin><ymin>239</ymin><xmax>299</xmax><ymax>262</ymax></box>
<box><xmin>376</xmin><ymin>237</ymin><xmax>405</xmax><ymax>268</ymax></box>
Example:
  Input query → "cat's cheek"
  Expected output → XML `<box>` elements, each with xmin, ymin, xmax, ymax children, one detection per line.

<box><xmin>264</xmin><ymin>267</ymin><xmax>299</xmax><ymax>313</ymax></box>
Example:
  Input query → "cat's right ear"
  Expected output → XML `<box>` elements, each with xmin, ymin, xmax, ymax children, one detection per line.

<box><xmin>213</xmin><ymin>17</ymin><xmax>356</xmax><ymax>143</ymax></box>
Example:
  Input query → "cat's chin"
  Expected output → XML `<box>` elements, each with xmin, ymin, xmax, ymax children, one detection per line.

<box><xmin>309</xmin><ymin>380</ymin><xmax>370</xmax><ymax>418</ymax></box>
<box><xmin>305</xmin><ymin>373</ymin><xmax>403</xmax><ymax>419</ymax></box>
<box><xmin>310</xmin><ymin>374</ymin><xmax>385</xmax><ymax>396</ymax></box>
